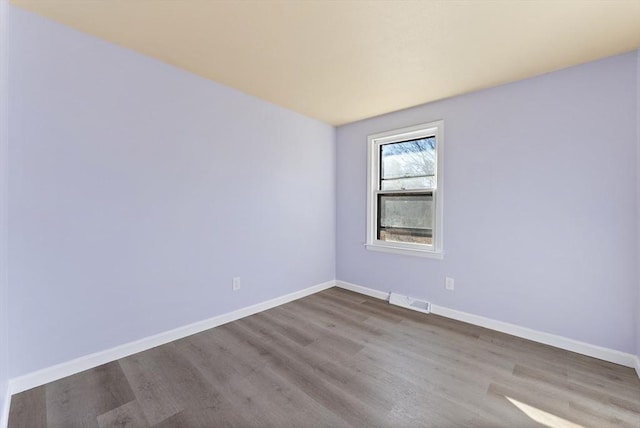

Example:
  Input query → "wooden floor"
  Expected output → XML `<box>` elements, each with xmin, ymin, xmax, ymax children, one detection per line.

<box><xmin>8</xmin><ymin>287</ymin><xmax>640</xmax><ymax>427</ymax></box>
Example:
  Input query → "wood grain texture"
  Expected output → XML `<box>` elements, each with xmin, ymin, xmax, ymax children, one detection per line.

<box><xmin>46</xmin><ymin>362</ymin><xmax>135</xmax><ymax>428</ymax></box>
<box><xmin>8</xmin><ymin>287</ymin><xmax>640</xmax><ymax>427</ymax></box>
<box><xmin>97</xmin><ymin>400</ymin><xmax>149</xmax><ymax>428</ymax></box>
<box><xmin>7</xmin><ymin>385</ymin><xmax>46</xmax><ymax>428</ymax></box>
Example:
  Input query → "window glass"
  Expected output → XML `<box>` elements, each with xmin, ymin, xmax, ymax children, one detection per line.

<box><xmin>378</xmin><ymin>193</ymin><xmax>433</xmax><ymax>245</ymax></box>
<box><xmin>380</xmin><ymin>136</ymin><xmax>436</xmax><ymax>190</ymax></box>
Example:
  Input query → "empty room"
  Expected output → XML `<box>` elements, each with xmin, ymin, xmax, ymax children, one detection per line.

<box><xmin>1</xmin><ymin>0</ymin><xmax>640</xmax><ymax>427</ymax></box>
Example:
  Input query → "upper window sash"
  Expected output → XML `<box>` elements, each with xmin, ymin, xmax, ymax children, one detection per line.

<box><xmin>379</xmin><ymin>136</ymin><xmax>437</xmax><ymax>191</ymax></box>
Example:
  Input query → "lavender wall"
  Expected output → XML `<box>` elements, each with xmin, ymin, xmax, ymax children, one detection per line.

<box><xmin>8</xmin><ymin>8</ymin><xmax>335</xmax><ymax>377</ymax></box>
<box><xmin>337</xmin><ymin>52</ymin><xmax>639</xmax><ymax>353</ymax></box>
<box><xmin>0</xmin><ymin>0</ymin><xmax>9</xmax><ymax>417</ymax></box>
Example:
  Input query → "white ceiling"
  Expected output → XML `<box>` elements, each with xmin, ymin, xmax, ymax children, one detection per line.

<box><xmin>11</xmin><ymin>0</ymin><xmax>640</xmax><ymax>125</ymax></box>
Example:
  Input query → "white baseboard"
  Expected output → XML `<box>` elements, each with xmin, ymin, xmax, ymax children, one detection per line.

<box><xmin>429</xmin><ymin>304</ymin><xmax>636</xmax><ymax>368</ymax></box>
<box><xmin>1</xmin><ymin>384</ymin><xmax>10</xmax><ymax>428</ymax></box>
<box><xmin>335</xmin><ymin>280</ymin><xmax>637</xmax><ymax>370</ymax></box>
<box><xmin>9</xmin><ymin>280</ymin><xmax>336</xmax><ymax>395</ymax></box>
<box><xmin>335</xmin><ymin>280</ymin><xmax>389</xmax><ymax>300</ymax></box>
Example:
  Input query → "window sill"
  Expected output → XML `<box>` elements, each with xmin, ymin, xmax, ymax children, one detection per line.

<box><xmin>365</xmin><ymin>244</ymin><xmax>444</xmax><ymax>259</ymax></box>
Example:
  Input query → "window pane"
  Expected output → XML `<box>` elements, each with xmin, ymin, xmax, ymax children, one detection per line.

<box><xmin>378</xmin><ymin>193</ymin><xmax>433</xmax><ymax>245</ymax></box>
<box><xmin>380</xmin><ymin>137</ymin><xmax>436</xmax><ymax>190</ymax></box>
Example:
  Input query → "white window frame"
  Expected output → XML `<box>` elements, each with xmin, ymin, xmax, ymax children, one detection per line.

<box><xmin>366</xmin><ymin>120</ymin><xmax>444</xmax><ymax>259</ymax></box>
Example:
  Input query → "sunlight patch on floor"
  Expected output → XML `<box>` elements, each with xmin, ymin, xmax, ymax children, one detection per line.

<box><xmin>506</xmin><ymin>396</ymin><xmax>584</xmax><ymax>428</ymax></box>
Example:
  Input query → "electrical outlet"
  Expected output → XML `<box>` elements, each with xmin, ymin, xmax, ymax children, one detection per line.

<box><xmin>232</xmin><ymin>277</ymin><xmax>241</xmax><ymax>291</ymax></box>
<box><xmin>445</xmin><ymin>277</ymin><xmax>454</xmax><ymax>291</ymax></box>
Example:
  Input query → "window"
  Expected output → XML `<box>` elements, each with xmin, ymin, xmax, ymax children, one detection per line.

<box><xmin>366</xmin><ymin>120</ymin><xmax>444</xmax><ymax>258</ymax></box>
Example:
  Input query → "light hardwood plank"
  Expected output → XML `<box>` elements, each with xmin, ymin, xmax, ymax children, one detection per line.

<box><xmin>7</xmin><ymin>386</ymin><xmax>46</xmax><ymax>428</ymax></box>
<box><xmin>96</xmin><ymin>400</ymin><xmax>149</xmax><ymax>428</ymax></box>
<box><xmin>46</xmin><ymin>362</ymin><xmax>135</xmax><ymax>428</ymax></box>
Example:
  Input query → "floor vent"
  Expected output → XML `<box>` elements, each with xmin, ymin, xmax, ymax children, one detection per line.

<box><xmin>389</xmin><ymin>293</ymin><xmax>431</xmax><ymax>314</ymax></box>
